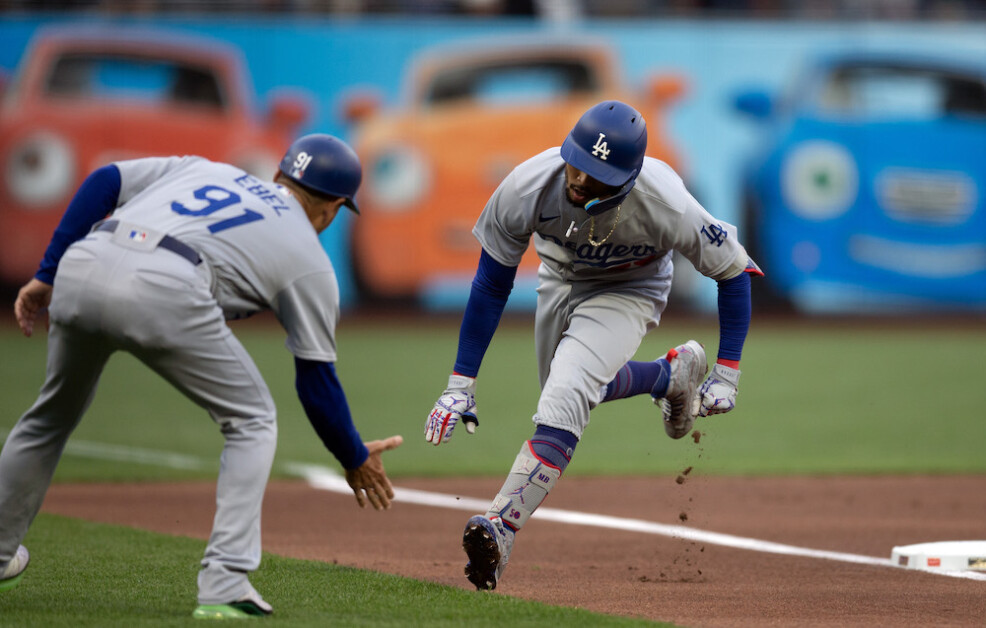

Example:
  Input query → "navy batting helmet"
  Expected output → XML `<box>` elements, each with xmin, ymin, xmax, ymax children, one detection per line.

<box><xmin>561</xmin><ymin>101</ymin><xmax>647</xmax><ymax>215</ymax></box>
<box><xmin>279</xmin><ymin>134</ymin><xmax>362</xmax><ymax>214</ymax></box>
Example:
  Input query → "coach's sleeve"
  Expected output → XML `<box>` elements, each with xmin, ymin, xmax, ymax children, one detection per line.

<box><xmin>35</xmin><ymin>165</ymin><xmax>121</xmax><ymax>284</ymax></box>
<box><xmin>295</xmin><ymin>357</ymin><xmax>369</xmax><ymax>470</ymax></box>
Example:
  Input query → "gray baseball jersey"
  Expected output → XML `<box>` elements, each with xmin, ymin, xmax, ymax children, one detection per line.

<box><xmin>475</xmin><ymin>148</ymin><xmax>748</xmax><ymax>287</ymax></box>
<box><xmin>473</xmin><ymin>148</ymin><xmax>750</xmax><ymax>437</ymax></box>
<box><xmin>112</xmin><ymin>155</ymin><xmax>340</xmax><ymax>361</ymax></box>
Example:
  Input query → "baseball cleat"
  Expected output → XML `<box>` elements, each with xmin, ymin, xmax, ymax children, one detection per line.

<box><xmin>192</xmin><ymin>587</ymin><xmax>273</xmax><ymax>619</ymax></box>
<box><xmin>0</xmin><ymin>545</ymin><xmax>29</xmax><ymax>592</ymax></box>
<box><xmin>463</xmin><ymin>515</ymin><xmax>514</xmax><ymax>591</ymax></box>
<box><xmin>655</xmin><ymin>340</ymin><xmax>707</xmax><ymax>439</ymax></box>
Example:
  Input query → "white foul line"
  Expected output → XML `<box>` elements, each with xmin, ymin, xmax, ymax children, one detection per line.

<box><xmin>7</xmin><ymin>433</ymin><xmax>982</xmax><ymax>583</ymax></box>
<box><xmin>287</xmin><ymin>462</ymin><xmax>986</xmax><ymax>582</ymax></box>
<box><xmin>0</xmin><ymin>430</ymin><xmax>213</xmax><ymax>471</ymax></box>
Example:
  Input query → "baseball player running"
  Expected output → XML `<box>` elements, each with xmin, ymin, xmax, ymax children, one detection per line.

<box><xmin>424</xmin><ymin>101</ymin><xmax>762</xmax><ymax>591</ymax></box>
<box><xmin>0</xmin><ymin>134</ymin><xmax>403</xmax><ymax>617</ymax></box>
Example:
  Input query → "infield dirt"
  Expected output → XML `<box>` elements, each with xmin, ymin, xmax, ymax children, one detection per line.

<box><xmin>41</xmin><ymin>473</ymin><xmax>986</xmax><ymax>627</ymax></box>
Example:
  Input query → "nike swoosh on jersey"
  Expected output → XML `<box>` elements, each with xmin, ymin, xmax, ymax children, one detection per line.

<box><xmin>538</xmin><ymin>212</ymin><xmax>560</xmax><ymax>222</ymax></box>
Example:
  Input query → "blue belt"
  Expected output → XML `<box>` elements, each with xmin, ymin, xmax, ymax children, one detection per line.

<box><xmin>95</xmin><ymin>220</ymin><xmax>202</xmax><ymax>265</ymax></box>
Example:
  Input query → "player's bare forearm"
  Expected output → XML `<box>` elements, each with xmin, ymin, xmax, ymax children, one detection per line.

<box><xmin>14</xmin><ymin>279</ymin><xmax>53</xmax><ymax>338</ymax></box>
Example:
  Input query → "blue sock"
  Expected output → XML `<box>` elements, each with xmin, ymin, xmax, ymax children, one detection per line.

<box><xmin>603</xmin><ymin>359</ymin><xmax>671</xmax><ymax>402</ymax></box>
<box><xmin>529</xmin><ymin>425</ymin><xmax>578</xmax><ymax>473</ymax></box>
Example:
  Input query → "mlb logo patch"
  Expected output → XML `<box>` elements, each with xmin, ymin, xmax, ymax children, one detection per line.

<box><xmin>128</xmin><ymin>229</ymin><xmax>148</xmax><ymax>243</ymax></box>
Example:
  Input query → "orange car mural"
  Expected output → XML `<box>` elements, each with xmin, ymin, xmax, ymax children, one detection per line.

<box><xmin>342</xmin><ymin>39</ymin><xmax>687</xmax><ymax>302</ymax></box>
<box><xmin>0</xmin><ymin>26</ymin><xmax>310</xmax><ymax>285</ymax></box>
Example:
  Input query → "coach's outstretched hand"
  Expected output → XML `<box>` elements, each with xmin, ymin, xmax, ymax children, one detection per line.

<box><xmin>345</xmin><ymin>435</ymin><xmax>403</xmax><ymax>510</ymax></box>
<box><xmin>14</xmin><ymin>278</ymin><xmax>53</xmax><ymax>338</ymax></box>
<box><xmin>424</xmin><ymin>374</ymin><xmax>478</xmax><ymax>446</ymax></box>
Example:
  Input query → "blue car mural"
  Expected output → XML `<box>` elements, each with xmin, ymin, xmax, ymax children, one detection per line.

<box><xmin>734</xmin><ymin>52</ymin><xmax>986</xmax><ymax>313</ymax></box>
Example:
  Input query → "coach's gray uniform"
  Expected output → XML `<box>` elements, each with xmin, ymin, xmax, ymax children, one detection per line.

<box><xmin>475</xmin><ymin>148</ymin><xmax>749</xmax><ymax>438</ymax></box>
<box><xmin>0</xmin><ymin>156</ymin><xmax>339</xmax><ymax>604</ymax></box>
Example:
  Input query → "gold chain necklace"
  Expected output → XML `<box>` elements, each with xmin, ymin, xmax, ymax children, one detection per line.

<box><xmin>587</xmin><ymin>204</ymin><xmax>622</xmax><ymax>246</ymax></box>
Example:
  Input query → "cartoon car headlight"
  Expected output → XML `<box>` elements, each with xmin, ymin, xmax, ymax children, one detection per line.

<box><xmin>365</xmin><ymin>146</ymin><xmax>431</xmax><ymax>211</ymax></box>
<box><xmin>4</xmin><ymin>131</ymin><xmax>76</xmax><ymax>209</ymax></box>
<box><xmin>781</xmin><ymin>140</ymin><xmax>858</xmax><ymax>220</ymax></box>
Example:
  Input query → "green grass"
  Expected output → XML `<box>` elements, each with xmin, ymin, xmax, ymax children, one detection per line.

<box><xmin>2</xmin><ymin>315</ymin><xmax>984</xmax><ymax>481</ymax></box>
<box><xmin>1</xmin><ymin>314</ymin><xmax>983</xmax><ymax>627</ymax></box>
<box><xmin>0</xmin><ymin>514</ymin><xmax>666</xmax><ymax>627</ymax></box>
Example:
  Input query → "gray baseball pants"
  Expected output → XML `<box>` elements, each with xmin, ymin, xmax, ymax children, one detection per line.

<box><xmin>532</xmin><ymin>263</ymin><xmax>669</xmax><ymax>438</ymax></box>
<box><xmin>0</xmin><ymin>231</ymin><xmax>276</xmax><ymax>604</ymax></box>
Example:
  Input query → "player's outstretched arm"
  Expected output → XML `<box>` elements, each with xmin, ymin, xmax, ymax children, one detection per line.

<box><xmin>424</xmin><ymin>250</ymin><xmax>516</xmax><ymax>446</ymax></box>
<box><xmin>699</xmin><ymin>267</ymin><xmax>759</xmax><ymax>416</ymax></box>
<box><xmin>345</xmin><ymin>435</ymin><xmax>403</xmax><ymax>510</ymax></box>
<box><xmin>14</xmin><ymin>278</ymin><xmax>53</xmax><ymax>338</ymax></box>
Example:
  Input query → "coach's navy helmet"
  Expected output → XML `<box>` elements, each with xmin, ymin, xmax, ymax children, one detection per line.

<box><xmin>279</xmin><ymin>134</ymin><xmax>362</xmax><ymax>213</ymax></box>
<box><xmin>561</xmin><ymin>100</ymin><xmax>647</xmax><ymax>187</ymax></box>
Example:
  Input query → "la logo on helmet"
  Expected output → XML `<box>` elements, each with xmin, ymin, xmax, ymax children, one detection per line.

<box><xmin>591</xmin><ymin>133</ymin><xmax>610</xmax><ymax>161</ymax></box>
